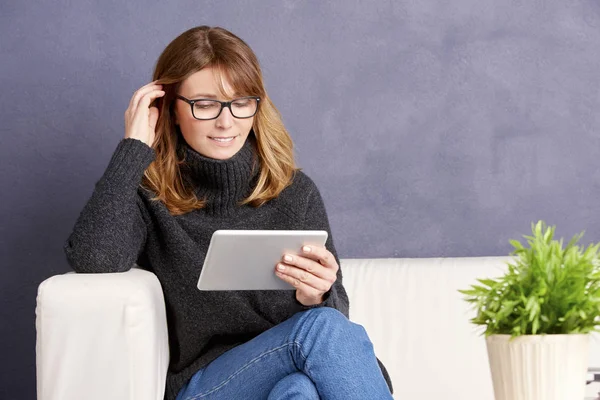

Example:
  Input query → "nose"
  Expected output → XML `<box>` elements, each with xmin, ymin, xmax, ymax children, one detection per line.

<box><xmin>215</xmin><ymin>105</ymin><xmax>234</xmax><ymax>129</ymax></box>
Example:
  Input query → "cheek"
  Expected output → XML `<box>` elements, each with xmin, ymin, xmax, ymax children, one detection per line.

<box><xmin>242</xmin><ymin>118</ymin><xmax>255</xmax><ymax>134</ymax></box>
<box><xmin>176</xmin><ymin>106</ymin><xmax>202</xmax><ymax>135</ymax></box>
<box><xmin>180</xmin><ymin>119</ymin><xmax>211</xmax><ymax>140</ymax></box>
<box><xmin>175</xmin><ymin>103</ymin><xmax>194</xmax><ymax>123</ymax></box>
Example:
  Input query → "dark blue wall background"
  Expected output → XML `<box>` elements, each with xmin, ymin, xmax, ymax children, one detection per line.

<box><xmin>2</xmin><ymin>1</ymin><xmax>599</xmax><ymax>398</ymax></box>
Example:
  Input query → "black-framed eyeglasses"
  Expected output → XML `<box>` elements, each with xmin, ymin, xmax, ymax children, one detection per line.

<box><xmin>176</xmin><ymin>95</ymin><xmax>261</xmax><ymax>120</ymax></box>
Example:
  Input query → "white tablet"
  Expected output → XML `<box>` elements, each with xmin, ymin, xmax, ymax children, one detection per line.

<box><xmin>197</xmin><ymin>230</ymin><xmax>328</xmax><ymax>291</ymax></box>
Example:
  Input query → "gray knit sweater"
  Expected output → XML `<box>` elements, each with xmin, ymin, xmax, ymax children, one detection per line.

<box><xmin>64</xmin><ymin>135</ymin><xmax>392</xmax><ymax>399</ymax></box>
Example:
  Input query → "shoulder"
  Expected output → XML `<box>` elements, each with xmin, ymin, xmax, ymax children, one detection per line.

<box><xmin>276</xmin><ymin>170</ymin><xmax>329</xmax><ymax>217</ymax></box>
<box><xmin>290</xmin><ymin>170</ymin><xmax>319</xmax><ymax>193</ymax></box>
<box><xmin>283</xmin><ymin>171</ymin><xmax>332</xmax><ymax>229</ymax></box>
<box><xmin>266</xmin><ymin>170</ymin><xmax>320</xmax><ymax>219</ymax></box>
<box><xmin>278</xmin><ymin>170</ymin><xmax>320</xmax><ymax>204</ymax></box>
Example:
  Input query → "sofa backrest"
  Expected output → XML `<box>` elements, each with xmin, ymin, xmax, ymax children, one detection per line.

<box><xmin>341</xmin><ymin>257</ymin><xmax>600</xmax><ymax>400</ymax></box>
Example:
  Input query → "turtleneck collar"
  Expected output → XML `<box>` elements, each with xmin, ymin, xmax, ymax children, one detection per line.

<box><xmin>179</xmin><ymin>134</ymin><xmax>259</xmax><ymax>216</ymax></box>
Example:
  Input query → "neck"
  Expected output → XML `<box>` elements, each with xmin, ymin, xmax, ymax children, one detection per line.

<box><xmin>179</xmin><ymin>136</ymin><xmax>259</xmax><ymax>216</ymax></box>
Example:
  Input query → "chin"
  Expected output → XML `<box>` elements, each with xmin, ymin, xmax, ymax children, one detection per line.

<box><xmin>208</xmin><ymin>145</ymin><xmax>243</xmax><ymax>160</ymax></box>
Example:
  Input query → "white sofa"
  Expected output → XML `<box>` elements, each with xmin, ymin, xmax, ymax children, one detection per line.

<box><xmin>35</xmin><ymin>257</ymin><xmax>600</xmax><ymax>400</ymax></box>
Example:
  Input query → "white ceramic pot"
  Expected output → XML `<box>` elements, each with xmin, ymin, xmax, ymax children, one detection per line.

<box><xmin>486</xmin><ymin>334</ymin><xmax>589</xmax><ymax>400</ymax></box>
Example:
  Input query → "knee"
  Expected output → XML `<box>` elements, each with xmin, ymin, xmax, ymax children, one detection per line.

<box><xmin>299</xmin><ymin>307</ymin><xmax>365</xmax><ymax>338</ymax></box>
<box><xmin>302</xmin><ymin>307</ymin><xmax>347</xmax><ymax>324</ymax></box>
<box><xmin>268</xmin><ymin>372</ymin><xmax>319</xmax><ymax>400</ymax></box>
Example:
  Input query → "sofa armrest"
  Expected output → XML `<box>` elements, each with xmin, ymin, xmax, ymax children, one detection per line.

<box><xmin>35</xmin><ymin>267</ymin><xmax>169</xmax><ymax>400</ymax></box>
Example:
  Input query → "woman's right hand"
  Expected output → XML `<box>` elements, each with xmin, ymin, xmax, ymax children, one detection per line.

<box><xmin>124</xmin><ymin>81</ymin><xmax>165</xmax><ymax>147</ymax></box>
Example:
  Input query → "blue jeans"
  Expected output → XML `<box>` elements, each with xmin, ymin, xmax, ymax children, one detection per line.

<box><xmin>175</xmin><ymin>308</ymin><xmax>393</xmax><ymax>400</ymax></box>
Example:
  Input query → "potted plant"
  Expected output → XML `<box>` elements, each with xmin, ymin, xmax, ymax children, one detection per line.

<box><xmin>460</xmin><ymin>220</ymin><xmax>600</xmax><ymax>400</ymax></box>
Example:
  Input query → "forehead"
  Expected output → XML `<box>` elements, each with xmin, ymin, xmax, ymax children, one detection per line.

<box><xmin>180</xmin><ymin>67</ymin><xmax>237</xmax><ymax>99</ymax></box>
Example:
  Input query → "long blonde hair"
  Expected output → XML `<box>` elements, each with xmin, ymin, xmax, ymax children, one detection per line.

<box><xmin>142</xmin><ymin>26</ymin><xmax>296</xmax><ymax>216</ymax></box>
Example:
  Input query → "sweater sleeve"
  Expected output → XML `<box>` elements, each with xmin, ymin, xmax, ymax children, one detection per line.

<box><xmin>298</xmin><ymin>183</ymin><xmax>350</xmax><ymax>318</ymax></box>
<box><xmin>63</xmin><ymin>138</ymin><xmax>156</xmax><ymax>273</ymax></box>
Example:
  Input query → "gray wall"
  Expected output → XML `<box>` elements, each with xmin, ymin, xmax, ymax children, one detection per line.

<box><xmin>2</xmin><ymin>0</ymin><xmax>599</xmax><ymax>398</ymax></box>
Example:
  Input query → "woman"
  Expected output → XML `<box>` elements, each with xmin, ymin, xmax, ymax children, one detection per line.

<box><xmin>64</xmin><ymin>25</ymin><xmax>393</xmax><ymax>400</ymax></box>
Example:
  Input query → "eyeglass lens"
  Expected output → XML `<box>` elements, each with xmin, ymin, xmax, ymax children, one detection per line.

<box><xmin>193</xmin><ymin>98</ymin><xmax>258</xmax><ymax>119</ymax></box>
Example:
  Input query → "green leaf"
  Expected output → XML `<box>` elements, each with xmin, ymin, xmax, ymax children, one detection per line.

<box><xmin>460</xmin><ymin>220</ymin><xmax>600</xmax><ymax>336</ymax></box>
<box><xmin>458</xmin><ymin>289</ymin><xmax>480</xmax><ymax>296</ymax></box>
<box><xmin>510</xmin><ymin>240</ymin><xmax>524</xmax><ymax>250</ymax></box>
<box><xmin>477</xmin><ymin>278</ymin><xmax>499</xmax><ymax>288</ymax></box>
<box><xmin>532</xmin><ymin>318</ymin><xmax>540</xmax><ymax>334</ymax></box>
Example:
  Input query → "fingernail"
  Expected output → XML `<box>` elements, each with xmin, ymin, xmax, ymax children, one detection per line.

<box><xmin>284</xmin><ymin>255</ymin><xmax>293</xmax><ymax>262</ymax></box>
<box><xmin>303</xmin><ymin>246</ymin><xmax>311</xmax><ymax>253</ymax></box>
<box><xmin>277</xmin><ymin>264</ymin><xmax>285</xmax><ymax>271</ymax></box>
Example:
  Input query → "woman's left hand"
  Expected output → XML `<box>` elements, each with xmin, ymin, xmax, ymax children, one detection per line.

<box><xmin>275</xmin><ymin>245</ymin><xmax>338</xmax><ymax>306</ymax></box>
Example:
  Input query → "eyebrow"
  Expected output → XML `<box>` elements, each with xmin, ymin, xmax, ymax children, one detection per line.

<box><xmin>188</xmin><ymin>93</ymin><xmax>241</xmax><ymax>99</ymax></box>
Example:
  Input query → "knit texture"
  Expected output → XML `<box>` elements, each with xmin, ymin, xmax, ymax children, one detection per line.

<box><xmin>64</xmin><ymin>135</ymin><xmax>393</xmax><ymax>399</ymax></box>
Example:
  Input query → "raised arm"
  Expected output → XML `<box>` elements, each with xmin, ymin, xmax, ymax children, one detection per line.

<box><xmin>64</xmin><ymin>81</ymin><xmax>165</xmax><ymax>273</ymax></box>
<box><xmin>64</xmin><ymin>138</ymin><xmax>155</xmax><ymax>273</ymax></box>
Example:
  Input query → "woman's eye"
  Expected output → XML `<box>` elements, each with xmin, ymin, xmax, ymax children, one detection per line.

<box><xmin>195</xmin><ymin>102</ymin><xmax>218</xmax><ymax>109</ymax></box>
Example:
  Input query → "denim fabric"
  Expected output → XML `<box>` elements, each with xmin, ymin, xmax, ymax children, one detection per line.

<box><xmin>267</xmin><ymin>372</ymin><xmax>320</xmax><ymax>399</ymax></box>
<box><xmin>176</xmin><ymin>308</ymin><xmax>393</xmax><ymax>400</ymax></box>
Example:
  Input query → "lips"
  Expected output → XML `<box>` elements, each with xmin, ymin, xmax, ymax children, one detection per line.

<box><xmin>207</xmin><ymin>135</ymin><xmax>240</xmax><ymax>147</ymax></box>
<box><xmin>209</xmin><ymin>136</ymin><xmax>235</xmax><ymax>142</ymax></box>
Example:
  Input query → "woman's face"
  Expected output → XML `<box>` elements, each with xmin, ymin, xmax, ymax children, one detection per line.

<box><xmin>174</xmin><ymin>67</ymin><xmax>255</xmax><ymax>160</ymax></box>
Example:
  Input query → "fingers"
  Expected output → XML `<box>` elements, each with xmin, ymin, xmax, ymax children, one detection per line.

<box><xmin>275</xmin><ymin>249</ymin><xmax>337</xmax><ymax>291</ymax></box>
<box><xmin>295</xmin><ymin>245</ymin><xmax>338</xmax><ymax>271</ymax></box>
<box><xmin>129</xmin><ymin>81</ymin><xmax>159</xmax><ymax>107</ymax></box>
<box><xmin>128</xmin><ymin>84</ymin><xmax>162</xmax><ymax>114</ymax></box>
<box><xmin>280</xmin><ymin>253</ymin><xmax>335</xmax><ymax>282</ymax></box>
<box><xmin>136</xmin><ymin>89</ymin><xmax>165</xmax><ymax>111</ymax></box>
<box><xmin>148</xmin><ymin>107</ymin><xmax>160</xmax><ymax>130</ymax></box>
<box><xmin>272</xmin><ymin>240</ymin><xmax>338</xmax><ymax>307</ymax></box>
<box><xmin>124</xmin><ymin>83</ymin><xmax>165</xmax><ymax>145</ymax></box>
<box><xmin>125</xmin><ymin>89</ymin><xmax>164</xmax><ymax>124</ymax></box>
<box><xmin>275</xmin><ymin>264</ymin><xmax>332</xmax><ymax>294</ymax></box>
<box><xmin>129</xmin><ymin>81</ymin><xmax>163</xmax><ymax>111</ymax></box>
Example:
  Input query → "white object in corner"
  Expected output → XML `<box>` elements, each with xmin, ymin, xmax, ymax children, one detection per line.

<box><xmin>486</xmin><ymin>334</ymin><xmax>589</xmax><ymax>400</ymax></box>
